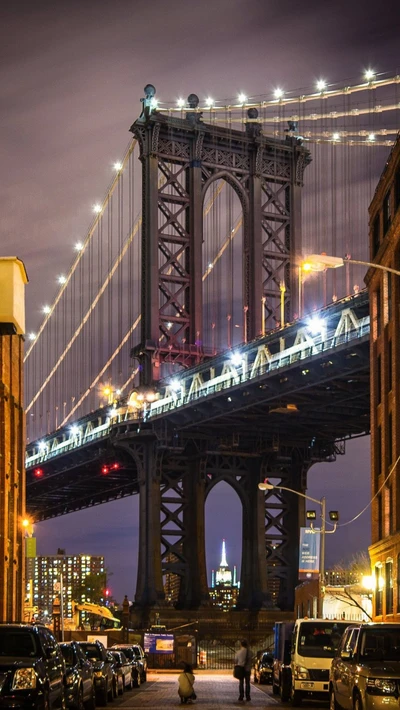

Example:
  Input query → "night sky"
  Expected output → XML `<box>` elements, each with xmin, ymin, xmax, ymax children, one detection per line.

<box><xmin>2</xmin><ymin>0</ymin><xmax>397</xmax><ymax>602</ymax></box>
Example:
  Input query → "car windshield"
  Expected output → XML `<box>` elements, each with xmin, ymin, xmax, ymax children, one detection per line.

<box><xmin>297</xmin><ymin>622</ymin><xmax>349</xmax><ymax>658</ymax></box>
<box><xmin>261</xmin><ymin>655</ymin><xmax>273</xmax><ymax>666</ymax></box>
<box><xmin>61</xmin><ymin>645</ymin><xmax>75</xmax><ymax>666</ymax></box>
<box><xmin>0</xmin><ymin>631</ymin><xmax>38</xmax><ymax>657</ymax></box>
<box><xmin>116</xmin><ymin>648</ymin><xmax>133</xmax><ymax>660</ymax></box>
<box><xmin>81</xmin><ymin>644</ymin><xmax>101</xmax><ymax>661</ymax></box>
<box><xmin>360</xmin><ymin>629</ymin><xmax>400</xmax><ymax>661</ymax></box>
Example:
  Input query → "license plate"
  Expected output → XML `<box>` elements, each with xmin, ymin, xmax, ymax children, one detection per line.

<box><xmin>300</xmin><ymin>682</ymin><xmax>315</xmax><ymax>689</ymax></box>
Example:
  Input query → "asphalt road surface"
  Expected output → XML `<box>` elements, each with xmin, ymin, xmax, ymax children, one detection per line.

<box><xmin>101</xmin><ymin>671</ymin><xmax>329</xmax><ymax>709</ymax></box>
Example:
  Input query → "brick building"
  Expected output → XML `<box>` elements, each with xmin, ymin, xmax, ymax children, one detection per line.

<box><xmin>368</xmin><ymin>134</ymin><xmax>400</xmax><ymax>619</ymax></box>
<box><xmin>0</xmin><ymin>258</ymin><xmax>28</xmax><ymax>622</ymax></box>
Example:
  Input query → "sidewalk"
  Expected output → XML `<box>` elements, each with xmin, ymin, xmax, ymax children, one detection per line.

<box><xmin>117</xmin><ymin>671</ymin><xmax>279</xmax><ymax>708</ymax></box>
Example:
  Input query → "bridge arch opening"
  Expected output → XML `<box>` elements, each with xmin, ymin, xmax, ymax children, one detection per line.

<box><xmin>205</xmin><ymin>480</ymin><xmax>242</xmax><ymax>608</ymax></box>
<box><xmin>202</xmin><ymin>176</ymin><xmax>245</xmax><ymax>354</ymax></box>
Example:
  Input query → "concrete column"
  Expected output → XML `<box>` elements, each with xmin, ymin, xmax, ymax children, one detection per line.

<box><xmin>134</xmin><ymin>442</ymin><xmax>165</xmax><ymax>607</ymax></box>
<box><xmin>237</xmin><ymin>459</ymin><xmax>272</xmax><ymax>610</ymax></box>
<box><xmin>179</xmin><ymin>457</ymin><xmax>210</xmax><ymax>608</ymax></box>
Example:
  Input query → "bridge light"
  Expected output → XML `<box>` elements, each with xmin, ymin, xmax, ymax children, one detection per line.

<box><xmin>365</xmin><ymin>69</ymin><xmax>375</xmax><ymax>81</ymax></box>
<box><xmin>38</xmin><ymin>441</ymin><xmax>47</xmax><ymax>453</ymax></box>
<box><xmin>57</xmin><ymin>275</ymin><xmax>67</xmax><ymax>284</ymax></box>
<box><xmin>332</xmin><ymin>132</ymin><xmax>340</xmax><ymax>141</ymax></box>
<box><xmin>70</xmin><ymin>425</ymin><xmax>80</xmax><ymax>437</ymax></box>
<box><xmin>307</xmin><ymin>316</ymin><xmax>326</xmax><ymax>335</ymax></box>
<box><xmin>102</xmin><ymin>465</ymin><xmax>109</xmax><ymax>474</ymax></box>
<box><xmin>34</xmin><ymin>468</ymin><xmax>44</xmax><ymax>478</ymax></box>
<box><xmin>367</xmin><ymin>133</ymin><xmax>375</xmax><ymax>142</ymax></box>
<box><xmin>113</xmin><ymin>161</ymin><xmax>123</xmax><ymax>171</ymax></box>
<box><xmin>74</xmin><ymin>242</ymin><xmax>83</xmax><ymax>252</ymax></box>
<box><xmin>230</xmin><ymin>352</ymin><xmax>243</xmax><ymax>367</ymax></box>
<box><xmin>93</xmin><ymin>203</ymin><xmax>102</xmax><ymax>214</ymax></box>
<box><xmin>42</xmin><ymin>305</ymin><xmax>51</xmax><ymax>315</ymax></box>
<box><xmin>28</xmin><ymin>332</ymin><xmax>36</xmax><ymax>341</ymax></box>
<box><xmin>274</xmin><ymin>88</ymin><xmax>284</xmax><ymax>99</ymax></box>
<box><xmin>316</xmin><ymin>79</ymin><xmax>326</xmax><ymax>92</ymax></box>
<box><xmin>205</xmin><ymin>97</ymin><xmax>214</xmax><ymax>107</ymax></box>
<box><xmin>177</xmin><ymin>98</ymin><xmax>185</xmax><ymax>108</ymax></box>
<box><xmin>238</xmin><ymin>93</ymin><xmax>247</xmax><ymax>104</ymax></box>
<box><xmin>170</xmin><ymin>379</ymin><xmax>181</xmax><ymax>392</ymax></box>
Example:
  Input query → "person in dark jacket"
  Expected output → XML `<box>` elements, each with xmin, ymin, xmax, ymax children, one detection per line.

<box><xmin>234</xmin><ymin>639</ymin><xmax>252</xmax><ymax>701</ymax></box>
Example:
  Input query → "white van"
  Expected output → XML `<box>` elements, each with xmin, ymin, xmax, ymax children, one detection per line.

<box><xmin>290</xmin><ymin>619</ymin><xmax>349</xmax><ymax>705</ymax></box>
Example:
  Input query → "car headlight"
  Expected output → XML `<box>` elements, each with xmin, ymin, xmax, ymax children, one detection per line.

<box><xmin>367</xmin><ymin>678</ymin><xmax>397</xmax><ymax>695</ymax></box>
<box><xmin>94</xmin><ymin>670</ymin><xmax>104</xmax><ymax>678</ymax></box>
<box><xmin>294</xmin><ymin>665</ymin><xmax>310</xmax><ymax>680</ymax></box>
<box><xmin>12</xmin><ymin>668</ymin><xmax>37</xmax><ymax>690</ymax></box>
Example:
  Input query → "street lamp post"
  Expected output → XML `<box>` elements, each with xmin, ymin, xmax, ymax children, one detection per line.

<box><xmin>258</xmin><ymin>482</ymin><xmax>338</xmax><ymax>618</ymax></box>
<box><xmin>302</xmin><ymin>254</ymin><xmax>400</xmax><ymax>279</ymax></box>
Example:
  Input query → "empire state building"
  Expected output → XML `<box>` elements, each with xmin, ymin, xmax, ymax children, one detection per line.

<box><xmin>210</xmin><ymin>539</ymin><xmax>239</xmax><ymax>611</ymax></box>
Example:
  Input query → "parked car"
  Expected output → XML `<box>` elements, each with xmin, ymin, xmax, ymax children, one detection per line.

<box><xmin>60</xmin><ymin>641</ymin><xmax>96</xmax><ymax>709</ymax></box>
<box><xmin>330</xmin><ymin>622</ymin><xmax>400</xmax><ymax>710</ymax></box>
<box><xmin>0</xmin><ymin>622</ymin><xmax>66</xmax><ymax>709</ymax></box>
<box><xmin>78</xmin><ymin>640</ymin><xmax>115</xmax><ymax>705</ymax></box>
<box><xmin>110</xmin><ymin>644</ymin><xmax>147</xmax><ymax>683</ymax></box>
<box><xmin>254</xmin><ymin>652</ymin><xmax>274</xmax><ymax>684</ymax></box>
<box><xmin>107</xmin><ymin>650</ymin><xmax>132</xmax><ymax>693</ymax></box>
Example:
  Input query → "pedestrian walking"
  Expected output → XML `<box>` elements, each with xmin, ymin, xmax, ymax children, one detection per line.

<box><xmin>178</xmin><ymin>663</ymin><xmax>196</xmax><ymax>704</ymax></box>
<box><xmin>234</xmin><ymin>639</ymin><xmax>252</xmax><ymax>701</ymax></box>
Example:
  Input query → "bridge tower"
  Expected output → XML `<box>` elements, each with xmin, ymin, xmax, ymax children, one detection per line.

<box><xmin>125</xmin><ymin>87</ymin><xmax>313</xmax><ymax>614</ymax></box>
<box><xmin>130</xmin><ymin>86</ymin><xmax>310</xmax><ymax>385</ymax></box>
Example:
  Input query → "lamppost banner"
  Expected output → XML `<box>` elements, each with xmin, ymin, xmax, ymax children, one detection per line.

<box><xmin>299</xmin><ymin>527</ymin><xmax>321</xmax><ymax>579</ymax></box>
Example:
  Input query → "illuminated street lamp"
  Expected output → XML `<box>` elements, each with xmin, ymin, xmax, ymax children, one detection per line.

<box><xmin>258</xmin><ymin>481</ymin><xmax>338</xmax><ymax>618</ymax></box>
<box><xmin>302</xmin><ymin>254</ymin><xmax>400</xmax><ymax>279</ymax></box>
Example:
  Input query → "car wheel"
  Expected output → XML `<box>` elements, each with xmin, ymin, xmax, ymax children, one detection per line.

<box><xmin>60</xmin><ymin>685</ymin><xmax>67</xmax><ymax>710</ymax></box>
<box><xmin>42</xmin><ymin>689</ymin><xmax>50</xmax><ymax>710</ymax></box>
<box><xmin>76</xmin><ymin>686</ymin><xmax>85</xmax><ymax>710</ymax></box>
<box><xmin>141</xmin><ymin>670</ymin><xmax>147</xmax><ymax>683</ymax></box>
<box><xmin>291</xmin><ymin>686</ymin><xmax>303</xmax><ymax>706</ymax></box>
<box><xmin>119</xmin><ymin>678</ymin><xmax>124</xmax><ymax>696</ymax></box>
<box><xmin>354</xmin><ymin>693</ymin><xmax>363</xmax><ymax>710</ymax></box>
<box><xmin>110</xmin><ymin>678</ymin><xmax>116</xmax><ymax>701</ymax></box>
<box><xmin>330</xmin><ymin>687</ymin><xmax>340</xmax><ymax>710</ymax></box>
<box><xmin>272</xmin><ymin>680</ymin><xmax>280</xmax><ymax>695</ymax></box>
<box><xmin>84</xmin><ymin>685</ymin><xmax>96</xmax><ymax>710</ymax></box>
<box><xmin>97</xmin><ymin>682</ymin><xmax>108</xmax><ymax>706</ymax></box>
<box><xmin>133</xmin><ymin>671</ymin><xmax>141</xmax><ymax>688</ymax></box>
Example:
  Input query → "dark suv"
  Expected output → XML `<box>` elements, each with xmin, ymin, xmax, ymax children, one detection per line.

<box><xmin>111</xmin><ymin>644</ymin><xmax>147</xmax><ymax>683</ymax></box>
<box><xmin>78</xmin><ymin>640</ymin><xmax>115</xmax><ymax>705</ymax></box>
<box><xmin>0</xmin><ymin>622</ymin><xmax>66</xmax><ymax>709</ymax></box>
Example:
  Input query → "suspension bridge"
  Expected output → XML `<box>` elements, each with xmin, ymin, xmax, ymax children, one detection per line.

<box><xmin>24</xmin><ymin>70</ymin><xmax>399</xmax><ymax>613</ymax></box>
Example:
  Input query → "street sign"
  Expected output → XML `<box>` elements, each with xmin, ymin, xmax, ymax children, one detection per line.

<box><xmin>299</xmin><ymin>527</ymin><xmax>320</xmax><ymax>579</ymax></box>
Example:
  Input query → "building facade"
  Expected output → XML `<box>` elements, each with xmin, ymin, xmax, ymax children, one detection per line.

<box><xmin>368</xmin><ymin>135</ymin><xmax>400</xmax><ymax>619</ymax></box>
<box><xmin>28</xmin><ymin>549</ymin><xmax>105</xmax><ymax>620</ymax></box>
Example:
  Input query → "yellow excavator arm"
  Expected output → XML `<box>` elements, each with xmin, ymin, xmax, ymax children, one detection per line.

<box><xmin>74</xmin><ymin>602</ymin><xmax>120</xmax><ymax>624</ymax></box>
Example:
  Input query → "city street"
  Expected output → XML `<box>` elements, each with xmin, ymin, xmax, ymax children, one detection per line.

<box><xmin>103</xmin><ymin>671</ymin><xmax>329</xmax><ymax>708</ymax></box>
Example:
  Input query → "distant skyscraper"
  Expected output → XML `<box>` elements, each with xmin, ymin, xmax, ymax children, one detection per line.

<box><xmin>210</xmin><ymin>539</ymin><xmax>239</xmax><ymax>611</ymax></box>
<box><xmin>28</xmin><ymin>548</ymin><xmax>105</xmax><ymax>620</ymax></box>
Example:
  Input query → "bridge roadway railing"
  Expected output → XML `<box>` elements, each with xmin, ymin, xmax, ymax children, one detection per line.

<box><xmin>25</xmin><ymin>291</ymin><xmax>369</xmax><ymax>469</ymax></box>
